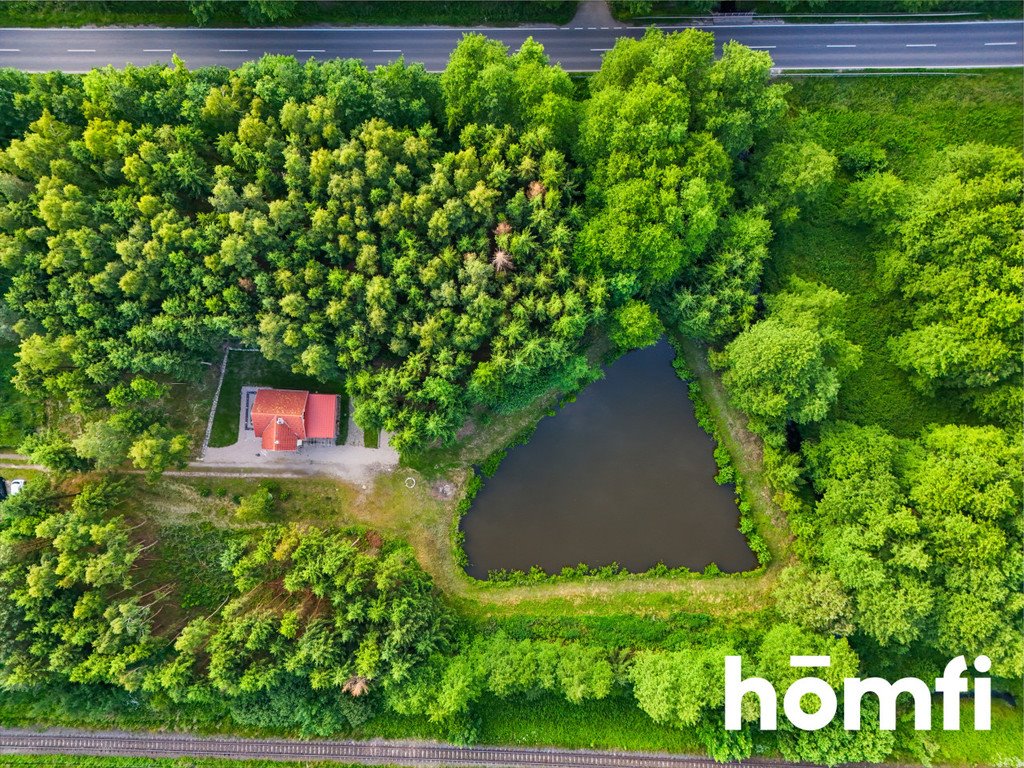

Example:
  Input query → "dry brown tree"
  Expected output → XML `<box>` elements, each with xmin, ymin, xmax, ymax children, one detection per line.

<box><xmin>491</xmin><ymin>249</ymin><xmax>513</xmax><ymax>273</ymax></box>
<box><xmin>343</xmin><ymin>675</ymin><xmax>370</xmax><ymax>697</ymax></box>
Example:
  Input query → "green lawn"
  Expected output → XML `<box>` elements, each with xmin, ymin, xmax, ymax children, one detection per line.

<box><xmin>0</xmin><ymin>0</ymin><xmax>578</xmax><ymax>27</ymax></box>
<box><xmin>0</xmin><ymin>341</ymin><xmax>43</xmax><ymax>450</ymax></box>
<box><xmin>473</xmin><ymin>693</ymin><xmax>702</xmax><ymax>751</ymax></box>
<box><xmin>764</xmin><ymin>70</ymin><xmax>1023</xmax><ymax>437</ymax></box>
<box><xmin>207</xmin><ymin>350</ymin><xmax>346</xmax><ymax>448</ymax></box>
<box><xmin>782</xmin><ymin>71</ymin><xmax>1023</xmax><ymax>181</ymax></box>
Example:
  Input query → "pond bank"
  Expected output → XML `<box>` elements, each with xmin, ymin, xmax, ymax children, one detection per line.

<box><xmin>460</xmin><ymin>340</ymin><xmax>757</xmax><ymax>579</ymax></box>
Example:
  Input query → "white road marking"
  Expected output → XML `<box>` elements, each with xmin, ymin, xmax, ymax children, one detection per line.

<box><xmin>906</xmin><ymin>43</ymin><xmax>937</xmax><ymax>47</ymax></box>
<box><xmin>218</xmin><ymin>49</ymin><xmax>248</xmax><ymax>52</ymax></box>
<box><xmin>0</xmin><ymin>49</ymin><xmax>20</xmax><ymax>52</ymax></box>
<box><xmin>826</xmin><ymin>44</ymin><xmax>856</xmax><ymax>48</ymax></box>
<box><xmin>984</xmin><ymin>41</ymin><xmax>1018</xmax><ymax>45</ymax></box>
<box><xmin>143</xmin><ymin>48</ymin><xmax>172</xmax><ymax>52</ymax></box>
<box><xmin>372</xmin><ymin>49</ymin><xmax>402</xmax><ymax>53</ymax></box>
<box><xmin>750</xmin><ymin>45</ymin><xmax>776</xmax><ymax>49</ymax></box>
<box><xmin>67</xmin><ymin>48</ymin><xmax>96</xmax><ymax>52</ymax></box>
<box><xmin>590</xmin><ymin>48</ymin><xmax>612</xmax><ymax>52</ymax></box>
<box><xmin>296</xmin><ymin>49</ymin><xmax>325</xmax><ymax>53</ymax></box>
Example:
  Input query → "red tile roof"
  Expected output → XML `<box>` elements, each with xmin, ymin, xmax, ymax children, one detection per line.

<box><xmin>262</xmin><ymin>418</ymin><xmax>298</xmax><ymax>451</ymax></box>
<box><xmin>252</xmin><ymin>389</ymin><xmax>308</xmax><ymax>441</ymax></box>
<box><xmin>305</xmin><ymin>394</ymin><xmax>338</xmax><ymax>440</ymax></box>
<box><xmin>252</xmin><ymin>388</ymin><xmax>308</xmax><ymax>418</ymax></box>
<box><xmin>250</xmin><ymin>388</ymin><xmax>337</xmax><ymax>450</ymax></box>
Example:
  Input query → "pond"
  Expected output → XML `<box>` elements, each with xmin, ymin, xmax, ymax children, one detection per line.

<box><xmin>460</xmin><ymin>339</ymin><xmax>758</xmax><ymax>579</ymax></box>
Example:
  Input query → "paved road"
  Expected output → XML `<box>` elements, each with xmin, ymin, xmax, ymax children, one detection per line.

<box><xmin>0</xmin><ymin>727</ymin><xmax>831</xmax><ymax>768</ymax></box>
<box><xmin>0</xmin><ymin>20</ymin><xmax>1021</xmax><ymax>72</ymax></box>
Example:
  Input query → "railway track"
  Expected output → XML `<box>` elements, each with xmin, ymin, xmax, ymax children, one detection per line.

<box><xmin>0</xmin><ymin>727</ymin><xmax>829</xmax><ymax>767</ymax></box>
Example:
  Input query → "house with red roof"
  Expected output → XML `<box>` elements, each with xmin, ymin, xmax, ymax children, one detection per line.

<box><xmin>250</xmin><ymin>388</ymin><xmax>338</xmax><ymax>451</ymax></box>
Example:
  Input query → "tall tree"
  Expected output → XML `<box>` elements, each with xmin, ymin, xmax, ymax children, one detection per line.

<box><xmin>714</xmin><ymin>277</ymin><xmax>861</xmax><ymax>437</ymax></box>
<box><xmin>882</xmin><ymin>143</ymin><xmax>1023</xmax><ymax>425</ymax></box>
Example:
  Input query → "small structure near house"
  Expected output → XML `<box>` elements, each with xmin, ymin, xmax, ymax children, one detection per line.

<box><xmin>250</xmin><ymin>388</ymin><xmax>337</xmax><ymax>451</ymax></box>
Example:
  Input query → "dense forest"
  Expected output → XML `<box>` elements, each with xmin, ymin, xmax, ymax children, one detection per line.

<box><xmin>0</xmin><ymin>30</ymin><xmax>1021</xmax><ymax>765</ymax></box>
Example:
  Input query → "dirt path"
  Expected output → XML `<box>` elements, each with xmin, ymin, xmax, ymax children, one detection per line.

<box><xmin>570</xmin><ymin>0</ymin><xmax>617</xmax><ymax>27</ymax></box>
<box><xmin>0</xmin><ymin>454</ymin><xmax>360</xmax><ymax>481</ymax></box>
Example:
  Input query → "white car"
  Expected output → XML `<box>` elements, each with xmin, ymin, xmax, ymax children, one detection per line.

<box><xmin>9</xmin><ymin>479</ymin><xmax>24</xmax><ymax>496</ymax></box>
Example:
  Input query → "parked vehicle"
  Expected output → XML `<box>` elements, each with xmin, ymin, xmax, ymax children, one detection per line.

<box><xmin>9</xmin><ymin>479</ymin><xmax>24</xmax><ymax>496</ymax></box>
<box><xmin>0</xmin><ymin>477</ymin><xmax>6</xmax><ymax>501</ymax></box>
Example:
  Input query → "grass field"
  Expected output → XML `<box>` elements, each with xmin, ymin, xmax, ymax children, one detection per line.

<box><xmin>765</xmin><ymin>70</ymin><xmax>1023</xmax><ymax>437</ymax></box>
<box><xmin>0</xmin><ymin>0</ymin><xmax>578</xmax><ymax>27</ymax></box>
<box><xmin>207</xmin><ymin>350</ymin><xmax>346</xmax><ymax>448</ymax></box>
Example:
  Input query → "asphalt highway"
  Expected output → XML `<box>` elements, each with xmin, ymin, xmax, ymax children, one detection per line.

<box><xmin>0</xmin><ymin>20</ymin><xmax>1021</xmax><ymax>72</ymax></box>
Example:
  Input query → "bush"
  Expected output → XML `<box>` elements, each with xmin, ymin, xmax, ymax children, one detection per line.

<box><xmin>235</xmin><ymin>487</ymin><xmax>275</xmax><ymax>521</ymax></box>
<box><xmin>609</xmin><ymin>301</ymin><xmax>664</xmax><ymax>351</ymax></box>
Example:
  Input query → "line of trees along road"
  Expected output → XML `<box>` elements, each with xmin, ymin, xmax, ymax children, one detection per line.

<box><xmin>0</xmin><ymin>29</ymin><xmax>1020</xmax><ymax>765</ymax></box>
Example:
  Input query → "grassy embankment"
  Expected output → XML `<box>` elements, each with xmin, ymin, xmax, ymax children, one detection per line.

<box><xmin>0</xmin><ymin>0</ymin><xmax>577</xmax><ymax>27</ymax></box>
